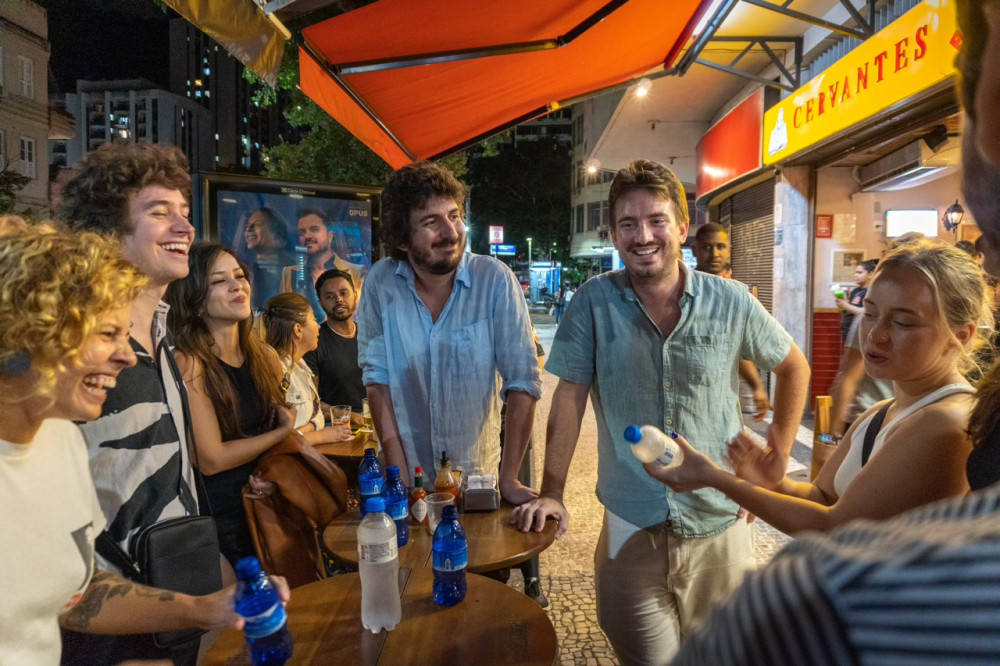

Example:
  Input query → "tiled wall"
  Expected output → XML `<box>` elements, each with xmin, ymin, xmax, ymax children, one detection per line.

<box><xmin>811</xmin><ymin>310</ymin><xmax>844</xmax><ymax>404</ymax></box>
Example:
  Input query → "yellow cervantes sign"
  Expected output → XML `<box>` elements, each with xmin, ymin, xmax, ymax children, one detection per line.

<box><xmin>763</xmin><ymin>0</ymin><xmax>959</xmax><ymax>165</ymax></box>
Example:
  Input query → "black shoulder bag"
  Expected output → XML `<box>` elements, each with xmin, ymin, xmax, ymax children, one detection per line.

<box><xmin>93</xmin><ymin>345</ymin><xmax>222</xmax><ymax>649</ymax></box>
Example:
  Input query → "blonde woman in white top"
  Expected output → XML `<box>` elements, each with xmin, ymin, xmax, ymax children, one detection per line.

<box><xmin>646</xmin><ymin>238</ymin><xmax>992</xmax><ymax>535</ymax></box>
<box><xmin>261</xmin><ymin>293</ymin><xmax>352</xmax><ymax>445</ymax></box>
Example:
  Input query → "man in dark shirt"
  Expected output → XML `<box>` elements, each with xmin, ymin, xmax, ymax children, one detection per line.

<box><xmin>304</xmin><ymin>268</ymin><xmax>366</xmax><ymax>426</ymax></box>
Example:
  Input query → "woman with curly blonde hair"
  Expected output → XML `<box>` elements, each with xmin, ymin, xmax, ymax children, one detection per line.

<box><xmin>0</xmin><ymin>218</ymin><xmax>264</xmax><ymax>666</ymax></box>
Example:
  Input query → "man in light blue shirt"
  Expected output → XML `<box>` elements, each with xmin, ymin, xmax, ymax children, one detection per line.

<box><xmin>513</xmin><ymin>159</ymin><xmax>809</xmax><ymax>664</ymax></box>
<box><xmin>358</xmin><ymin>161</ymin><xmax>542</xmax><ymax>504</ymax></box>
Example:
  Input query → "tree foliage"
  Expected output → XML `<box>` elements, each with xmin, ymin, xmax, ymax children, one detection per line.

<box><xmin>467</xmin><ymin>137</ymin><xmax>571</xmax><ymax>261</ymax></box>
<box><xmin>0</xmin><ymin>170</ymin><xmax>36</xmax><ymax>217</ymax></box>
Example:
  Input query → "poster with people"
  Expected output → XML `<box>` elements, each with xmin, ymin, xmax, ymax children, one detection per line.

<box><xmin>198</xmin><ymin>175</ymin><xmax>378</xmax><ymax>319</ymax></box>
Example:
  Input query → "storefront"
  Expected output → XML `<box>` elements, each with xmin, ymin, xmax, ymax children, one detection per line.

<box><xmin>758</xmin><ymin>0</ymin><xmax>974</xmax><ymax>400</ymax></box>
<box><xmin>696</xmin><ymin>89</ymin><xmax>780</xmax><ymax>313</ymax></box>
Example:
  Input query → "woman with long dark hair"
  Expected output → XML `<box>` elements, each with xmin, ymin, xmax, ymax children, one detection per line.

<box><xmin>166</xmin><ymin>242</ymin><xmax>294</xmax><ymax>566</ymax></box>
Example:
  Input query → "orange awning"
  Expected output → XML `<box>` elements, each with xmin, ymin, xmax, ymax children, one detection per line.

<box><xmin>300</xmin><ymin>0</ymin><xmax>710</xmax><ymax>168</ymax></box>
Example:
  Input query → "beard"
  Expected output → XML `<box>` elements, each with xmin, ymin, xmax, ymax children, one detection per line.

<box><xmin>328</xmin><ymin>303</ymin><xmax>355</xmax><ymax>322</ymax></box>
<box><xmin>408</xmin><ymin>233</ymin><xmax>465</xmax><ymax>275</ymax></box>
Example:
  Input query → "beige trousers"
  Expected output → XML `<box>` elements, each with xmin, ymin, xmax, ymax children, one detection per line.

<box><xmin>594</xmin><ymin>510</ymin><xmax>755</xmax><ymax>666</ymax></box>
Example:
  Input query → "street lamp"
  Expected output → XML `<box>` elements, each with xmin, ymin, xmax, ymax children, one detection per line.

<box><xmin>526</xmin><ymin>237</ymin><xmax>533</xmax><ymax>265</ymax></box>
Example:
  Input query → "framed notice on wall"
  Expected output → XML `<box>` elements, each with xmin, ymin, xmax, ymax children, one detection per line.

<box><xmin>816</xmin><ymin>214</ymin><xmax>833</xmax><ymax>238</ymax></box>
<box><xmin>831</xmin><ymin>249</ymin><xmax>864</xmax><ymax>283</ymax></box>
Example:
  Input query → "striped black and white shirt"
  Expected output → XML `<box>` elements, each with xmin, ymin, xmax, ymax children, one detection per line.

<box><xmin>81</xmin><ymin>302</ymin><xmax>199</xmax><ymax>571</ymax></box>
<box><xmin>673</xmin><ymin>483</ymin><xmax>1000</xmax><ymax>665</ymax></box>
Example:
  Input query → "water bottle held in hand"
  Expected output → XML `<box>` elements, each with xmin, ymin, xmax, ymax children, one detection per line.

<box><xmin>358</xmin><ymin>497</ymin><xmax>401</xmax><ymax>633</ymax></box>
<box><xmin>625</xmin><ymin>425</ymin><xmax>683</xmax><ymax>467</ymax></box>
<box><xmin>234</xmin><ymin>557</ymin><xmax>293</xmax><ymax>666</ymax></box>
<box><xmin>358</xmin><ymin>447</ymin><xmax>384</xmax><ymax>518</ymax></box>
<box><xmin>432</xmin><ymin>505</ymin><xmax>467</xmax><ymax>606</ymax></box>
<box><xmin>382</xmin><ymin>465</ymin><xmax>410</xmax><ymax>547</ymax></box>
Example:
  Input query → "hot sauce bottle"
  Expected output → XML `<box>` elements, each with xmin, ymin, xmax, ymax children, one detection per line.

<box><xmin>409</xmin><ymin>466</ymin><xmax>428</xmax><ymax>525</ymax></box>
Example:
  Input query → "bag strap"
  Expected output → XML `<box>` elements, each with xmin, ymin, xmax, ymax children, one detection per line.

<box><xmin>162</xmin><ymin>336</ymin><xmax>213</xmax><ymax>518</ymax></box>
<box><xmin>861</xmin><ymin>400</ymin><xmax>894</xmax><ymax>467</ymax></box>
<box><xmin>95</xmin><ymin>531</ymin><xmax>142</xmax><ymax>580</ymax></box>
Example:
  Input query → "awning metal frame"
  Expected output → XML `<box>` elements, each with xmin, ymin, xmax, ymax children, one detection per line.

<box><xmin>674</xmin><ymin>0</ymin><xmax>876</xmax><ymax>92</ymax></box>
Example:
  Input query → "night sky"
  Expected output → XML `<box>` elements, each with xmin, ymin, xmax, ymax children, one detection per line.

<box><xmin>40</xmin><ymin>0</ymin><xmax>174</xmax><ymax>93</ymax></box>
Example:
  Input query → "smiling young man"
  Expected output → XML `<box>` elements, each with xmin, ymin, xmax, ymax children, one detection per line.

<box><xmin>59</xmin><ymin>143</ymin><xmax>206</xmax><ymax>666</ymax></box>
<box><xmin>357</xmin><ymin>161</ymin><xmax>541</xmax><ymax>505</ymax></box>
<box><xmin>512</xmin><ymin>159</ymin><xmax>809</xmax><ymax>664</ymax></box>
<box><xmin>303</xmin><ymin>268</ymin><xmax>367</xmax><ymax>425</ymax></box>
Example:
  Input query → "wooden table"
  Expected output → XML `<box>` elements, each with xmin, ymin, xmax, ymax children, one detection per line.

<box><xmin>323</xmin><ymin>502</ymin><xmax>557</xmax><ymax>573</ymax></box>
<box><xmin>202</xmin><ymin>568</ymin><xmax>558</xmax><ymax>665</ymax></box>
<box><xmin>314</xmin><ymin>430</ymin><xmax>378</xmax><ymax>487</ymax></box>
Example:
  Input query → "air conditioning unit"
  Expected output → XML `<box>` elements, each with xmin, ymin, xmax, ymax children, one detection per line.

<box><xmin>858</xmin><ymin>137</ymin><xmax>960</xmax><ymax>192</ymax></box>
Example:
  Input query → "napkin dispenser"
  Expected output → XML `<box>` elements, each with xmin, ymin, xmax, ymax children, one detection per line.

<box><xmin>462</xmin><ymin>473</ymin><xmax>500</xmax><ymax>512</ymax></box>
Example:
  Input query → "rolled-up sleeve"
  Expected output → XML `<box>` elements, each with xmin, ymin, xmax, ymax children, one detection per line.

<box><xmin>739</xmin><ymin>288</ymin><xmax>793</xmax><ymax>372</ymax></box>
<box><xmin>492</xmin><ymin>265</ymin><xmax>541</xmax><ymax>400</ymax></box>
<box><xmin>357</xmin><ymin>268</ymin><xmax>390</xmax><ymax>387</ymax></box>
<box><xmin>545</xmin><ymin>282</ymin><xmax>596</xmax><ymax>386</ymax></box>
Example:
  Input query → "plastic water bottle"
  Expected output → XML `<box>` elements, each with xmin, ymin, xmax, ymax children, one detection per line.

<box><xmin>234</xmin><ymin>557</ymin><xmax>293</xmax><ymax>666</ymax></box>
<box><xmin>358</xmin><ymin>447</ymin><xmax>384</xmax><ymax>518</ymax></box>
<box><xmin>358</xmin><ymin>497</ymin><xmax>401</xmax><ymax>633</ymax></box>
<box><xmin>624</xmin><ymin>424</ymin><xmax>683</xmax><ymax>467</ymax></box>
<box><xmin>432</xmin><ymin>505</ymin><xmax>467</xmax><ymax>606</ymax></box>
<box><xmin>381</xmin><ymin>465</ymin><xmax>410</xmax><ymax>547</ymax></box>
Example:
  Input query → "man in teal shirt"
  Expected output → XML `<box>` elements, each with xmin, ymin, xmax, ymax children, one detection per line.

<box><xmin>514</xmin><ymin>159</ymin><xmax>809</xmax><ymax>664</ymax></box>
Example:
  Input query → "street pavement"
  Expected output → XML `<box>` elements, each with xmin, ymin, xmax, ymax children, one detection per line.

<box><xmin>514</xmin><ymin>316</ymin><xmax>816</xmax><ymax>665</ymax></box>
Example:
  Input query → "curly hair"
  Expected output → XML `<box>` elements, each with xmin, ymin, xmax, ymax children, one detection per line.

<box><xmin>381</xmin><ymin>161</ymin><xmax>466</xmax><ymax>260</ymax></box>
<box><xmin>872</xmin><ymin>237</ymin><xmax>993</xmax><ymax>374</ymax></box>
<box><xmin>165</xmin><ymin>242</ymin><xmax>285</xmax><ymax>439</ymax></box>
<box><xmin>609</xmin><ymin>159</ymin><xmax>689</xmax><ymax>230</ymax></box>
<box><xmin>60</xmin><ymin>143</ymin><xmax>191</xmax><ymax>238</ymax></box>
<box><xmin>0</xmin><ymin>216</ymin><xmax>147</xmax><ymax>405</ymax></box>
<box><xmin>261</xmin><ymin>293</ymin><xmax>312</xmax><ymax>359</ymax></box>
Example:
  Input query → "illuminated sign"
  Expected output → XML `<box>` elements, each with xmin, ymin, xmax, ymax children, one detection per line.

<box><xmin>763</xmin><ymin>0</ymin><xmax>959</xmax><ymax>165</ymax></box>
<box><xmin>489</xmin><ymin>226</ymin><xmax>504</xmax><ymax>244</ymax></box>
<box><xmin>491</xmin><ymin>243</ymin><xmax>516</xmax><ymax>255</ymax></box>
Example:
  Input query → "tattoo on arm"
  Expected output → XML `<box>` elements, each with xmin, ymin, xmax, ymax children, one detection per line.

<box><xmin>60</xmin><ymin>567</ymin><xmax>176</xmax><ymax>631</ymax></box>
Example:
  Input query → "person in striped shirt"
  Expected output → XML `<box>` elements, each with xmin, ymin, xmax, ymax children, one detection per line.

<box><xmin>58</xmin><ymin>143</ymin><xmax>205</xmax><ymax>666</ymax></box>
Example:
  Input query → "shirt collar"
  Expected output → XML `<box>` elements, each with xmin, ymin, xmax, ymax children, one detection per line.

<box><xmin>616</xmin><ymin>260</ymin><xmax>697</xmax><ymax>303</ymax></box>
<box><xmin>394</xmin><ymin>252</ymin><xmax>472</xmax><ymax>290</ymax></box>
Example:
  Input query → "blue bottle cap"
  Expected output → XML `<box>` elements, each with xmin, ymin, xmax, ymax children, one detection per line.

<box><xmin>442</xmin><ymin>505</ymin><xmax>458</xmax><ymax>520</ymax></box>
<box><xmin>365</xmin><ymin>497</ymin><xmax>386</xmax><ymax>513</ymax></box>
<box><xmin>623</xmin><ymin>425</ymin><xmax>642</xmax><ymax>443</ymax></box>
<box><xmin>386</xmin><ymin>465</ymin><xmax>400</xmax><ymax>478</ymax></box>
<box><xmin>235</xmin><ymin>556</ymin><xmax>261</xmax><ymax>578</ymax></box>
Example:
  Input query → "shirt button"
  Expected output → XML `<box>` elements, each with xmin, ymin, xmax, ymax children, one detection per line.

<box><xmin>665</xmin><ymin>419</ymin><xmax>673</xmax><ymax>426</ymax></box>
<box><xmin>668</xmin><ymin>492</ymin><xmax>675</xmax><ymax>498</ymax></box>
<box><xmin>665</xmin><ymin>381</ymin><xmax>672</xmax><ymax>388</ymax></box>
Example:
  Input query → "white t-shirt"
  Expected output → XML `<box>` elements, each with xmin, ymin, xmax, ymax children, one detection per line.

<box><xmin>0</xmin><ymin>419</ymin><xmax>106</xmax><ymax>666</ymax></box>
<box><xmin>284</xmin><ymin>357</ymin><xmax>325</xmax><ymax>431</ymax></box>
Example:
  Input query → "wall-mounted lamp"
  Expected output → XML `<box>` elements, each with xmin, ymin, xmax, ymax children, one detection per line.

<box><xmin>634</xmin><ymin>77</ymin><xmax>652</xmax><ymax>98</ymax></box>
<box><xmin>942</xmin><ymin>200</ymin><xmax>965</xmax><ymax>233</ymax></box>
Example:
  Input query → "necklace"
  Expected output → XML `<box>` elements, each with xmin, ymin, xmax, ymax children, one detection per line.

<box><xmin>327</xmin><ymin>319</ymin><xmax>357</xmax><ymax>339</ymax></box>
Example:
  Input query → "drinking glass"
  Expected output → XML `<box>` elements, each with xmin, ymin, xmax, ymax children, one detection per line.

<box><xmin>331</xmin><ymin>405</ymin><xmax>351</xmax><ymax>427</ymax></box>
<box><xmin>426</xmin><ymin>493</ymin><xmax>455</xmax><ymax>535</ymax></box>
<box><xmin>362</xmin><ymin>398</ymin><xmax>373</xmax><ymax>433</ymax></box>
